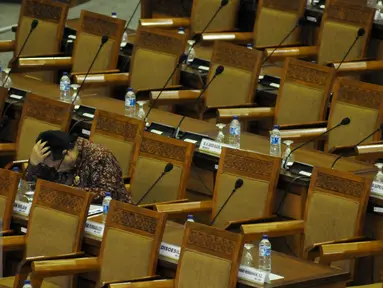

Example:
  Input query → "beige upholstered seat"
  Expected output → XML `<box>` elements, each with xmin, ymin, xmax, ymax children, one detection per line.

<box><xmin>90</xmin><ymin>110</ymin><xmax>145</xmax><ymax>178</ymax></box>
<box><xmin>0</xmin><ymin>180</ymin><xmax>92</xmax><ymax>288</ymax></box>
<box><xmin>129</xmin><ymin>132</ymin><xmax>194</xmax><ymax>205</ymax></box>
<box><xmin>71</xmin><ymin>10</ymin><xmax>126</xmax><ymax>73</ymax></box>
<box><xmin>326</xmin><ymin>78</ymin><xmax>383</xmax><ymax>152</ymax></box>
<box><xmin>0</xmin><ymin>168</ymin><xmax>21</xmax><ymax>231</ymax></box>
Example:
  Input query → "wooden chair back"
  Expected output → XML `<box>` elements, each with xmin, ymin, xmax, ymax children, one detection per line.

<box><xmin>212</xmin><ymin>148</ymin><xmax>281</xmax><ymax>229</ymax></box>
<box><xmin>90</xmin><ymin>110</ymin><xmax>145</xmax><ymax>178</ymax></box>
<box><xmin>24</xmin><ymin>179</ymin><xmax>92</xmax><ymax>288</ymax></box>
<box><xmin>98</xmin><ymin>200</ymin><xmax>167</xmax><ymax>285</ymax></box>
<box><xmin>16</xmin><ymin>94</ymin><xmax>73</xmax><ymax>161</ymax></box>
<box><xmin>205</xmin><ymin>41</ymin><xmax>262</xmax><ymax>109</ymax></box>
<box><xmin>129</xmin><ymin>132</ymin><xmax>194</xmax><ymax>205</ymax></box>
<box><xmin>253</xmin><ymin>0</ymin><xmax>306</xmax><ymax>48</ymax></box>
<box><xmin>0</xmin><ymin>168</ymin><xmax>21</xmax><ymax>231</ymax></box>
<box><xmin>129</xmin><ymin>26</ymin><xmax>187</xmax><ymax>91</ymax></box>
<box><xmin>317</xmin><ymin>0</ymin><xmax>374</xmax><ymax>65</ymax></box>
<box><xmin>71</xmin><ymin>10</ymin><xmax>126</xmax><ymax>73</ymax></box>
<box><xmin>274</xmin><ymin>58</ymin><xmax>335</xmax><ymax>126</ymax></box>
<box><xmin>326</xmin><ymin>78</ymin><xmax>383</xmax><ymax>152</ymax></box>
<box><xmin>15</xmin><ymin>0</ymin><xmax>69</xmax><ymax>57</ymax></box>
<box><xmin>141</xmin><ymin>0</ymin><xmax>193</xmax><ymax>18</ymax></box>
<box><xmin>175</xmin><ymin>222</ymin><xmax>243</xmax><ymax>288</ymax></box>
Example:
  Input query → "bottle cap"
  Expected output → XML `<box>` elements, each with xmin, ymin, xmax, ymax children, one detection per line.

<box><xmin>273</xmin><ymin>125</ymin><xmax>279</xmax><ymax>129</ymax></box>
<box><xmin>262</xmin><ymin>234</ymin><xmax>268</xmax><ymax>239</ymax></box>
<box><xmin>247</xmin><ymin>43</ymin><xmax>252</xmax><ymax>48</ymax></box>
<box><xmin>24</xmin><ymin>280</ymin><xmax>31</xmax><ymax>284</ymax></box>
<box><xmin>128</xmin><ymin>87</ymin><xmax>133</xmax><ymax>92</ymax></box>
<box><xmin>105</xmin><ymin>192</ymin><xmax>111</xmax><ymax>197</ymax></box>
<box><xmin>112</xmin><ymin>12</ymin><xmax>117</xmax><ymax>16</ymax></box>
<box><xmin>187</xmin><ymin>214</ymin><xmax>193</xmax><ymax>219</ymax></box>
<box><xmin>233</xmin><ymin>116</ymin><xmax>238</xmax><ymax>119</ymax></box>
<box><xmin>178</xmin><ymin>27</ymin><xmax>185</xmax><ymax>32</ymax></box>
<box><xmin>63</xmin><ymin>72</ymin><xmax>68</xmax><ymax>75</ymax></box>
<box><xmin>12</xmin><ymin>167</ymin><xmax>20</xmax><ymax>172</ymax></box>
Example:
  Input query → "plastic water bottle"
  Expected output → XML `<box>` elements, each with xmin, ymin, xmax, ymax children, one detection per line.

<box><xmin>228</xmin><ymin>116</ymin><xmax>241</xmax><ymax>149</ymax></box>
<box><xmin>259</xmin><ymin>235</ymin><xmax>272</xmax><ymax>273</ymax></box>
<box><xmin>247</xmin><ymin>43</ymin><xmax>253</xmax><ymax>50</ymax></box>
<box><xmin>102</xmin><ymin>192</ymin><xmax>112</xmax><ymax>223</ymax></box>
<box><xmin>111</xmin><ymin>12</ymin><xmax>117</xmax><ymax>18</ymax></box>
<box><xmin>186</xmin><ymin>40</ymin><xmax>196</xmax><ymax>64</ymax></box>
<box><xmin>269</xmin><ymin>125</ymin><xmax>281</xmax><ymax>157</ymax></box>
<box><xmin>0</xmin><ymin>64</ymin><xmax>11</xmax><ymax>88</ymax></box>
<box><xmin>22</xmin><ymin>280</ymin><xmax>32</xmax><ymax>288</ymax></box>
<box><xmin>59</xmin><ymin>72</ymin><xmax>71</xmax><ymax>102</ymax></box>
<box><xmin>185</xmin><ymin>215</ymin><xmax>194</xmax><ymax>227</ymax></box>
<box><xmin>124</xmin><ymin>88</ymin><xmax>136</xmax><ymax>117</ymax></box>
<box><xmin>178</xmin><ymin>27</ymin><xmax>185</xmax><ymax>35</ymax></box>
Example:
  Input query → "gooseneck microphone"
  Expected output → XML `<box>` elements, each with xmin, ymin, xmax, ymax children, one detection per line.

<box><xmin>136</xmin><ymin>163</ymin><xmax>174</xmax><ymax>205</ymax></box>
<box><xmin>124</xmin><ymin>0</ymin><xmax>141</xmax><ymax>36</ymax></box>
<box><xmin>210</xmin><ymin>178</ymin><xmax>243</xmax><ymax>226</ymax></box>
<box><xmin>71</xmin><ymin>35</ymin><xmax>109</xmax><ymax>105</ymax></box>
<box><xmin>200</xmin><ymin>0</ymin><xmax>229</xmax><ymax>36</ymax></box>
<box><xmin>173</xmin><ymin>65</ymin><xmax>225</xmax><ymax>139</ymax></box>
<box><xmin>262</xmin><ymin>17</ymin><xmax>306</xmax><ymax>66</ymax></box>
<box><xmin>335</xmin><ymin>28</ymin><xmax>365</xmax><ymax>71</ymax></box>
<box><xmin>331</xmin><ymin>123</ymin><xmax>383</xmax><ymax>169</ymax></box>
<box><xmin>282</xmin><ymin>117</ymin><xmax>351</xmax><ymax>169</ymax></box>
<box><xmin>2</xmin><ymin>19</ymin><xmax>39</xmax><ymax>88</ymax></box>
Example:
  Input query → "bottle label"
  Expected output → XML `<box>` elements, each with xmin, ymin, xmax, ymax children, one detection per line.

<box><xmin>270</xmin><ymin>135</ymin><xmax>281</xmax><ymax>145</ymax></box>
<box><xmin>229</xmin><ymin>127</ymin><xmax>240</xmax><ymax>136</ymax></box>
<box><xmin>259</xmin><ymin>247</ymin><xmax>271</xmax><ymax>257</ymax></box>
<box><xmin>103</xmin><ymin>203</ymin><xmax>109</xmax><ymax>214</ymax></box>
<box><xmin>60</xmin><ymin>83</ymin><xmax>70</xmax><ymax>91</ymax></box>
<box><xmin>125</xmin><ymin>98</ymin><xmax>136</xmax><ymax>107</ymax></box>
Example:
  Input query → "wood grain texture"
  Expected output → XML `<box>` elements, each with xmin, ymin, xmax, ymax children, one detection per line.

<box><xmin>22</xmin><ymin>0</ymin><xmax>64</xmax><ymax>23</ymax></box>
<box><xmin>0</xmin><ymin>169</ymin><xmax>21</xmax><ymax>231</ymax></box>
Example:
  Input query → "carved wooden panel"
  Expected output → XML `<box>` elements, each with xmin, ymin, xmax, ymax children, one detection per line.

<box><xmin>110</xmin><ymin>208</ymin><xmax>158</xmax><ymax>235</ymax></box>
<box><xmin>37</xmin><ymin>186</ymin><xmax>84</xmax><ymax>216</ymax></box>
<box><xmin>286</xmin><ymin>63</ymin><xmax>330</xmax><ymax>86</ymax></box>
<box><xmin>0</xmin><ymin>174</ymin><xmax>12</xmax><ymax>197</ymax></box>
<box><xmin>223</xmin><ymin>152</ymin><xmax>273</xmax><ymax>179</ymax></box>
<box><xmin>140</xmin><ymin>137</ymin><xmax>186</xmax><ymax>162</ymax></box>
<box><xmin>315</xmin><ymin>172</ymin><xmax>366</xmax><ymax>198</ymax></box>
<box><xmin>24</xmin><ymin>0</ymin><xmax>62</xmax><ymax>23</ymax></box>
<box><xmin>337</xmin><ymin>83</ymin><xmax>383</xmax><ymax>109</ymax></box>
<box><xmin>24</xmin><ymin>98</ymin><xmax>70</xmax><ymax>125</ymax></box>
<box><xmin>96</xmin><ymin>117</ymin><xmax>139</xmax><ymax>140</ymax></box>
<box><xmin>137</xmin><ymin>30</ymin><xmax>184</xmax><ymax>55</ymax></box>
<box><xmin>213</xmin><ymin>43</ymin><xmax>260</xmax><ymax>72</ymax></box>
<box><xmin>152</xmin><ymin>0</ymin><xmax>193</xmax><ymax>17</ymax></box>
<box><xmin>326</xmin><ymin>3</ymin><xmax>373</xmax><ymax>26</ymax></box>
<box><xmin>263</xmin><ymin>0</ymin><xmax>304</xmax><ymax>12</ymax></box>
<box><xmin>82</xmin><ymin>15</ymin><xmax>119</xmax><ymax>38</ymax></box>
<box><xmin>187</xmin><ymin>229</ymin><xmax>236</xmax><ymax>256</ymax></box>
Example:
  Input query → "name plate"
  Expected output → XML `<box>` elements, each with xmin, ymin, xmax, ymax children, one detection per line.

<box><xmin>150</xmin><ymin>129</ymin><xmax>163</xmax><ymax>135</ymax></box>
<box><xmin>85</xmin><ymin>221</ymin><xmax>104</xmax><ymax>238</ymax></box>
<box><xmin>199</xmin><ymin>139</ymin><xmax>234</xmax><ymax>155</ymax></box>
<box><xmin>159</xmin><ymin>242</ymin><xmax>180</xmax><ymax>260</ymax></box>
<box><xmin>13</xmin><ymin>200</ymin><xmax>32</xmax><ymax>216</ymax></box>
<box><xmin>9</xmin><ymin>94</ymin><xmax>23</xmax><ymax>100</ymax></box>
<box><xmin>371</xmin><ymin>181</ymin><xmax>383</xmax><ymax>196</ymax></box>
<box><xmin>238</xmin><ymin>265</ymin><xmax>266</xmax><ymax>285</ymax></box>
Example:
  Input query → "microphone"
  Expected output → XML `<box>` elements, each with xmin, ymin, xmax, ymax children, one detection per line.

<box><xmin>262</xmin><ymin>17</ymin><xmax>306</xmax><ymax>66</ymax></box>
<box><xmin>2</xmin><ymin>19</ymin><xmax>39</xmax><ymax>88</ymax></box>
<box><xmin>210</xmin><ymin>178</ymin><xmax>243</xmax><ymax>226</ymax></box>
<box><xmin>123</xmin><ymin>0</ymin><xmax>141</xmax><ymax>36</ymax></box>
<box><xmin>71</xmin><ymin>35</ymin><xmax>108</xmax><ymax>105</ymax></box>
<box><xmin>335</xmin><ymin>28</ymin><xmax>365</xmax><ymax>71</ymax></box>
<box><xmin>282</xmin><ymin>117</ymin><xmax>351</xmax><ymax>169</ymax></box>
<box><xmin>172</xmin><ymin>65</ymin><xmax>225</xmax><ymax>139</ymax></box>
<box><xmin>331</xmin><ymin>123</ymin><xmax>383</xmax><ymax>169</ymax></box>
<box><xmin>136</xmin><ymin>163</ymin><xmax>174</xmax><ymax>205</ymax></box>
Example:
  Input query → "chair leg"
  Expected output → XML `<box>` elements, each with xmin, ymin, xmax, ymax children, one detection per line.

<box><xmin>14</xmin><ymin>272</ymin><xmax>28</xmax><ymax>288</ymax></box>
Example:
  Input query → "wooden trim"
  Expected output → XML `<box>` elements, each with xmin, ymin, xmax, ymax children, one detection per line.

<box><xmin>155</xmin><ymin>200</ymin><xmax>213</xmax><ymax>215</ymax></box>
<box><xmin>0</xmin><ymin>169</ymin><xmax>21</xmax><ymax>231</ymax></box>
<box><xmin>140</xmin><ymin>18</ymin><xmax>191</xmax><ymax>28</ymax></box>
<box><xmin>0</xmin><ymin>40</ymin><xmax>15</xmax><ymax>52</ymax></box>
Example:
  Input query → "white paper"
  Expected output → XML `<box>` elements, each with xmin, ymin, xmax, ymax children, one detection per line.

<box><xmin>150</xmin><ymin>129</ymin><xmax>163</xmax><ymax>135</ymax></box>
<box><xmin>74</xmin><ymin>105</ymin><xmax>80</xmax><ymax>110</ymax></box>
<box><xmin>371</xmin><ymin>181</ymin><xmax>383</xmax><ymax>196</ymax></box>
<box><xmin>270</xmin><ymin>83</ymin><xmax>280</xmax><ymax>88</ymax></box>
<box><xmin>374</xmin><ymin>207</ymin><xmax>383</xmax><ymax>213</ymax></box>
<box><xmin>9</xmin><ymin>94</ymin><xmax>23</xmax><ymax>100</ymax></box>
<box><xmin>83</xmin><ymin>113</ymin><xmax>95</xmax><ymax>119</ymax></box>
<box><xmin>198</xmin><ymin>66</ymin><xmax>209</xmax><ymax>71</ymax></box>
<box><xmin>258</xmin><ymin>75</ymin><xmax>264</xmax><ymax>80</ymax></box>
<box><xmin>82</xmin><ymin>129</ymin><xmax>91</xmax><ymax>136</ymax></box>
<box><xmin>84</xmin><ymin>220</ymin><xmax>104</xmax><ymax>238</ymax></box>
<box><xmin>159</xmin><ymin>242</ymin><xmax>180</xmax><ymax>260</ymax></box>
<box><xmin>20</xmin><ymin>227</ymin><xmax>27</xmax><ymax>234</ymax></box>
<box><xmin>13</xmin><ymin>200</ymin><xmax>32</xmax><ymax>216</ymax></box>
<box><xmin>298</xmin><ymin>171</ymin><xmax>312</xmax><ymax>177</ymax></box>
<box><xmin>184</xmin><ymin>138</ymin><xmax>197</xmax><ymax>144</ymax></box>
<box><xmin>214</xmin><ymin>164</ymin><xmax>218</xmax><ymax>170</ymax></box>
<box><xmin>68</xmin><ymin>35</ymin><xmax>77</xmax><ymax>40</ymax></box>
<box><xmin>88</xmin><ymin>204</ymin><xmax>103</xmax><ymax>216</ymax></box>
<box><xmin>306</xmin><ymin>16</ymin><xmax>317</xmax><ymax>23</ymax></box>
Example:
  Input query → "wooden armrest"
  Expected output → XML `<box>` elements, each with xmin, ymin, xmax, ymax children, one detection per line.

<box><xmin>264</xmin><ymin>46</ymin><xmax>318</xmax><ymax>62</ymax></box>
<box><xmin>318</xmin><ymin>240</ymin><xmax>383</xmax><ymax>266</ymax></box>
<box><xmin>2</xmin><ymin>235</ymin><xmax>26</xmax><ymax>252</ymax></box>
<box><xmin>102</xmin><ymin>275</ymin><xmax>161</xmax><ymax>287</ymax></box>
<box><xmin>0</xmin><ymin>40</ymin><xmax>15</xmax><ymax>52</ymax></box>
<box><xmin>32</xmin><ymin>256</ymin><xmax>99</xmax><ymax>278</ymax></box>
<box><xmin>224</xmin><ymin>215</ymin><xmax>278</xmax><ymax>231</ymax></box>
<box><xmin>155</xmin><ymin>200</ymin><xmax>213</xmax><ymax>215</ymax></box>
<box><xmin>357</xmin><ymin>142</ymin><xmax>383</xmax><ymax>155</ymax></box>
<box><xmin>139</xmin><ymin>199</ymin><xmax>189</xmax><ymax>210</ymax></box>
<box><xmin>4</xmin><ymin>159</ymin><xmax>29</xmax><ymax>170</ymax></box>
<box><xmin>0</xmin><ymin>143</ymin><xmax>17</xmax><ymax>153</ymax></box>
<box><xmin>109</xmin><ymin>279</ymin><xmax>174</xmax><ymax>288</ymax></box>
<box><xmin>241</xmin><ymin>220</ymin><xmax>304</xmax><ymax>242</ymax></box>
<box><xmin>150</xmin><ymin>90</ymin><xmax>201</xmax><ymax>106</ymax></box>
<box><xmin>0</xmin><ymin>230</ymin><xmax>14</xmax><ymax>236</ymax></box>
<box><xmin>279</xmin><ymin>127</ymin><xmax>327</xmax><ymax>140</ymax></box>
<box><xmin>140</xmin><ymin>18</ymin><xmax>191</xmax><ymax>28</ymax></box>
<box><xmin>330</xmin><ymin>60</ymin><xmax>383</xmax><ymax>74</ymax></box>
<box><xmin>279</xmin><ymin>121</ymin><xmax>327</xmax><ymax>130</ymax></box>
<box><xmin>16</xmin><ymin>56</ymin><xmax>72</xmax><ymax>72</ymax></box>
<box><xmin>72</xmin><ymin>73</ymin><xmax>129</xmax><ymax>88</ymax></box>
<box><xmin>70</xmin><ymin>69</ymin><xmax>120</xmax><ymax>76</ymax></box>
<box><xmin>217</xmin><ymin>107</ymin><xmax>275</xmax><ymax>123</ymax></box>
<box><xmin>202</xmin><ymin>32</ymin><xmax>253</xmax><ymax>42</ymax></box>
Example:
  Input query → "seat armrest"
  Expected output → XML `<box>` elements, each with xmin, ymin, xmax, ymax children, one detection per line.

<box><xmin>155</xmin><ymin>200</ymin><xmax>213</xmax><ymax>215</ymax></box>
<box><xmin>109</xmin><ymin>279</ymin><xmax>174</xmax><ymax>288</ymax></box>
<box><xmin>264</xmin><ymin>46</ymin><xmax>318</xmax><ymax>62</ymax></box>
<box><xmin>140</xmin><ymin>18</ymin><xmax>191</xmax><ymax>28</ymax></box>
<box><xmin>16</xmin><ymin>57</ymin><xmax>72</xmax><ymax>72</ymax></box>
<box><xmin>2</xmin><ymin>235</ymin><xmax>26</xmax><ymax>252</ymax></box>
<box><xmin>31</xmin><ymin>256</ymin><xmax>99</xmax><ymax>278</ymax></box>
<box><xmin>139</xmin><ymin>199</ymin><xmax>189</xmax><ymax>210</ymax></box>
<box><xmin>357</xmin><ymin>142</ymin><xmax>383</xmax><ymax>155</ymax></box>
<box><xmin>71</xmin><ymin>69</ymin><xmax>120</xmax><ymax>76</ymax></box>
<box><xmin>278</xmin><ymin>121</ymin><xmax>327</xmax><ymax>130</ymax></box>
<box><xmin>102</xmin><ymin>275</ymin><xmax>161</xmax><ymax>287</ymax></box>
<box><xmin>150</xmin><ymin>90</ymin><xmax>201</xmax><ymax>106</ymax></box>
<box><xmin>329</xmin><ymin>60</ymin><xmax>383</xmax><ymax>74</ymax></box>
<box><xmin>0</xmin><ymin>143</ymin><xmax>17</xmax><ymax>153</ymax></box>
<box><xmin>217</xmin><ymin>107</ymin><xmax>275</xmax><ymax>123</ymax></box>
<box><xmin>224</xmin><ymin>215</ymin><xmax>278</xmax><ymax>231</ymax></box>
<box><xmin>318</xmin><ymin>240</ymin><xmax>383</xmax><ymax>266</ymax></box>
<box><xmin>72</xmin><ymin>73</ymin><xmax>129</xmax><ymax>88</ymax></box>
<box><xmin>202</xmin><ymin>32</ymin><xmax>253</xmax><ymax>42</ymax></box>
<box><xmin>279</xmin><ymin>127</ymin><xmax>327</xmax><ymax>140</ymax></box>
<box><xmin>0</xmin><ymin>40</ymin><xmax>15</xmax><ymax>52</ymax></box>
<box><xmin>241</xmin><ymin>220</ymin><xmax>304</xmax><ymax>242</ymax></box>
